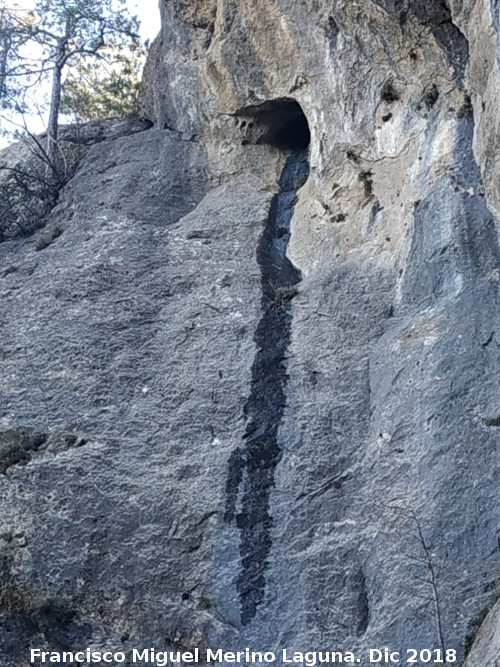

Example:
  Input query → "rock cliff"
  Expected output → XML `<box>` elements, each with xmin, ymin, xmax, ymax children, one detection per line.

<box><xmin>1</xmin><ymin>0</ymin><xmax>500</xmax><ymax>665</ymax></box>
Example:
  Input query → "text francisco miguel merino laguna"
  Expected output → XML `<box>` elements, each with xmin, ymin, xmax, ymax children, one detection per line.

<box><xmin>30</xmin><ymin>647</ymin><xmax>458</xmax><ymax>665</ymax></box>
<box><xmin>30</xmin><ymin>649</ymin><xmax>368</xmax><ymax>666</ymax></box>
<box><xmin>30</xmin><ymin>649</ymin><xmax>360</xmax><ymax>665</ymax></box>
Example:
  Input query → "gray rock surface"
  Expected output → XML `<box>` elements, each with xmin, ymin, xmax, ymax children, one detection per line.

<box><xmin>1</xmin><ymin>0</ymin><xmax>500</xmax><ymax>665</ymax></box>
<box><xmin>0</xmin><ymin>117</ymin><xmax>153</xmax><ymax>241</ymax></box>
<box><xmin>463</xmin><ymin>599</ymin><xmax>500</xmax><ymax>667</ymax></box>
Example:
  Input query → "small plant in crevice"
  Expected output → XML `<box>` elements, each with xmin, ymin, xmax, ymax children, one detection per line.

<box><xmin>346</xmin><ymin>150</ymin><xmax>360</xmax><ymax>163</ymax></box>
<box><xmin>482</xmin><ymin>414</ymin><xmax>500</xmax><ymax>427</ymax></box>
<box><xmin>381</xmin><ymin>80</ymin><xmax>399</xmax><ymax>103</ymax></box>
<box><xmin>197</xmin><ymin>596</ymin><xmax>213</xmax><ymax>611</ymax></box>
<box><xmin>269</xmin><ymin>284</ymin><xmax>299</xmax><ymax>312</ymax></box>
<box><xmin>457</xmin><ymin>94</ymin><xmax>473</xmax><ymax>119</ymax></box>
<box><xmin>424</xmin><ymin>84</ymin><xmax>440</xmax><ymax>110</ymax></box>
<box><xmin>0</xmin><ymin>428</ymin><xmax>47</xmax><ymax>474</ymax></box>
<box><xmin>359</xmin><ymin>170</ymin><xmax>374</xmax><ymax>198</ymax></box>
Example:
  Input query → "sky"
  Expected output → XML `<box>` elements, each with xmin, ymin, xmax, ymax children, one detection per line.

<box><xmin>125</xmin><ymin>0</ymin><xmax>161</xmax><ymax>43</ymax></box>
<box><xmin>9</xmin><ymin>0</ymin><xmax>161</xmax><ymax>41</ymax></box>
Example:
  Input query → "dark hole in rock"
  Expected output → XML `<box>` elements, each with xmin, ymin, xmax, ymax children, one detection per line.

<box><xmin>237</xmin><ymin>98</ymin><xmax>310</xmax><ymax>151</ymax></box>
<box><xmin>381</xmin><ymin>80</ymin><xmax>399</xmax><ymax>103</ymax></box>
<box><xmin>424</xmin><ymin>84</ymin><xmax>439</xmax><ymax>109</ymax></box>
<box><xmin>327</xmin><ymin>15</ymin><xmax>339</xmax><ymax>37</ymax></box>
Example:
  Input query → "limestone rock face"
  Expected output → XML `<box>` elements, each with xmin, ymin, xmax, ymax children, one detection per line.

<box><xmin>0</xmin><ymin>117</ymin><xmax>152</xmax><ymax>241</ymax></box>
<box><xmin>1</xmin><ymin>0</ymin><xmax>500</xmax><ymax>665</ymax></box>
<box><xmin>463</xmin><ymin>599</ymin><xmax>500</xmax><ymax>667</ymax></box>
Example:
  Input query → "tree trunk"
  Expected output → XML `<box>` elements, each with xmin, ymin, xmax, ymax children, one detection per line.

<box><xmin>0</xmin><ymin>12</ymin><xmax>5</xmax><ymax>98</ymax></box>
<box><xmin>0</xmin><ymin>10</ymin><xmax>11</xmax><ymax>102</ymax></box>
<box><xmin>46</xmin><ymin>37</ymin><xmax>64</xmax><ymax>181</ymax></box>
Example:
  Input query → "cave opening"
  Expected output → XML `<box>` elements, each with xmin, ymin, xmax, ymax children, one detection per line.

<box><xmin>237</xmin><ymin>98</ymin><xmax>311</xmax><ymax>152</ymax></box>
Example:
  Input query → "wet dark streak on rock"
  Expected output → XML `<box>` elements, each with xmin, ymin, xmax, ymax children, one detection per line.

<box><xmin>224</xmin><ymin>151</ymin><xmax>309</xmax><ymax>626</ymax></box>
